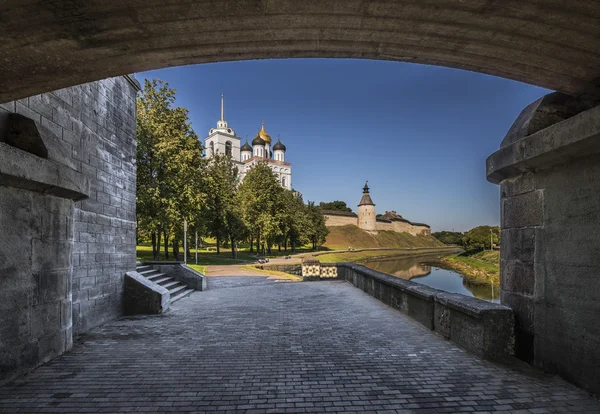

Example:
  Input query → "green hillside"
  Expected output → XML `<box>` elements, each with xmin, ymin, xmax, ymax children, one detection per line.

<box><xmin>323</xmin><ymin>225</ymin><xmax>445</xmax><ymax>250</ymax></box>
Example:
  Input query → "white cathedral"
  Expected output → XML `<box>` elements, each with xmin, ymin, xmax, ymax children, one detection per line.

<box><xmin>204</xmin><ymin>95</ymin><xmax>292</xmax><ymax>190</ymax></box>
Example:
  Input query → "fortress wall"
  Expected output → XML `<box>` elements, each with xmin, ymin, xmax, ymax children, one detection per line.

<box><xmin>324</xmin><ymin>214</ymin><xmax>357</xmax><ymax>227</ymax></box>
<box><xmin>414</xmin><ymin>225</ymin><xmax>431</xmax><ymax>236</ymax></box>
<box><xmin>392</xmin><ymin>220</ymin><xmax>413</xmax><ymax>234</ymax></box>
<box><xmin>375</xmin><ymin>221</ymin><xmax>394</xmax><ymax>231</ymax></box>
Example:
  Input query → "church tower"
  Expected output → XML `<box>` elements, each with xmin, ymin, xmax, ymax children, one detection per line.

<box><xmin>205</xmin><ymin>94</ymin><xmax>241</xmax><ymax>161</ymax></box>
<box><xmin>358</xmin><ymin>182</ymin><xmax>376</xmax><ymax>231</ymax></box>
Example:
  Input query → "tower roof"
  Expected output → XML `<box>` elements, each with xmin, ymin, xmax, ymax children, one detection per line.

<box><xmin>252</xmin><ymin>135</ymin><xmax>265</xmax><ymax>146</ymax></box>
<box><xmin>273</xmin><ymin>136</ymin><xmax>286</xmax><ymax>152</ymax></box>
<box><xmin>254</xmin><ymin>121</ymin><xmax>272</xmax><ymax>145</ymax></box>
<box><xmin>241</xmin><ymin>138</ymin><xmax>252</xmax><ymax>152</ymax></box>
<box><xmin>358</xmin><ymin>181</ymin><xmax>375</xmax><ymax>206</ymax></box>
<box><xmin>212</xmin><ymin>93</ymin><xmax>235</xmax><ymax>135</ymax></box>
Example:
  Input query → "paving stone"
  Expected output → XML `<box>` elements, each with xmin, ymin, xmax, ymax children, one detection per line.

<box><xmin>0</xmin><ymin>276</ymin><xmax>599</xmax><ymax>413</ymax></box>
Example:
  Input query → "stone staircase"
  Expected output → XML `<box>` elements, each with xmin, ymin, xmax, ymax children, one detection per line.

<box><xmin>135</xmin><ymin>264</ymin><xmax>195</xmax><ymax>304</ymax></box>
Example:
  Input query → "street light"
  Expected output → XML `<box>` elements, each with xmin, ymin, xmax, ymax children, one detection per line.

<box><xmin>183</xmin><ymin>219</ymin><xmax>188</xmax><ymax>264</ymax></box>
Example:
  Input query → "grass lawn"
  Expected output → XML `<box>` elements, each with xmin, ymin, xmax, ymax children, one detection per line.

<box><xmin>323</xmin><ymin>225</ymin><xmax>445</xmax><ymax>250</ymax></box>
<box><xmin>439</xmin><ymin>250</ymin><xmax>500</xmax><ymax>285</ymax></box>
<box><xmin>136</xmin><ymin>244</ymin><xmax>253</xmax><ymax>268</ymax></box>
<box><xmin>316</xmin><ymin>247</ymin><xmax>458</xmax><ymax>263</ymax></box>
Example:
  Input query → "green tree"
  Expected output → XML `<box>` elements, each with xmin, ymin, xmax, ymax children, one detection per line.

<box><xmin>237</xmin><ymin>162</ymin><xmax>284</xmax><ymax>255</ymax></box>
<box><xmin>462</xmin><ymin>226</ymin><xmax>500</xmax><ymax>252</ymax></box>
<box><xmin>278</xmin><ymin>190</ymin><xmax>309</xmax><ymax>252</ymax></box>
<box><xmin>203</xmin><ymin>153</ymin><xmax>241</xmax><ymax>255</ymax></box>
<box><xmin>319</xmin><ymin>200</ymin><xmax>352</xmax><ymax>212</ymax></box>
<box><xmin>306</xmin><ymin>201</ymin><xmax>329</xmax><ymax>250</ymax></box>
<box><xmin>432</xmin><ymin>231</ymin><xmax>464</xmax><ymax>245</ymax></box>
<box><xmin>136</xmin><ymin>78</ymin><xmax>204</xmax><ymax>260</ymax></box>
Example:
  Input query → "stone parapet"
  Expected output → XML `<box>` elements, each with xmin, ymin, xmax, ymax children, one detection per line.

<box><xmin>337</xmin><ymin>263</ymin><xmax>515</xmax><ymax>360</ymax></box>
<box><xmin>124</xmin><ymin>271</ymin><xmax>169</xmax><ymax>315</ymax></box>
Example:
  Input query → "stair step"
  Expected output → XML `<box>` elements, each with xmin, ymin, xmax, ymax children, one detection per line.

<box><xmin>136</xmin><ymin>265</ymin><xmax>152</xmax><ymax>272</ymax></box>
<box><xmin>171</xmin><ymin>288</ymin><xmax>194</xmax><ymax>303</ymax></box>
<box><xmin>168</xmin><ymin>284</ymin><xmax>187</xmax><ymax>296</ymax></box>
<box><xmin>147</xmin><ymin>273</ymin><xmax>167</xmax><ymax>281</ymax></box>
<box><xmin>151</xmin><ymin>277</ymin><xmax>172</xmax><ymax>285</ymax></box>
<box><xmin>138</xmin><ymin>269</ymin><xmax>159</xmax><ymax>276</ymax></box>
<box><xmin>162</xmin><ymin>280</ymin><xmax>182</xmax><ymax>289</ymax></box>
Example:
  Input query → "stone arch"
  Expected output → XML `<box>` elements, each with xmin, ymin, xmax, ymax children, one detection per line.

<box><xmin>0</xmin><ymin>1</ymin><xmax>599</xmax><ymax>103</ymax></box>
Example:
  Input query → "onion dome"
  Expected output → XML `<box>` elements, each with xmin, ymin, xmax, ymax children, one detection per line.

<box><xmin>358</xmin><ymin>181</ymin><xmax>375</xmax><ymax>206</ymax></box>
<box><xmin>252</xmin><ymin>135</ymin><xmax>265</xmax><ymax>146</ymax></box>
<box><xmin>273</xmin><ymin>137</ymin><xmax>286</xmax><ymax>152</ymax></box>
<box><xmin>240</xmin><ymin>138</ymin><xmax>252</xmax><ymax>152</ymax></box>
<box><xmin>254</xmin><ymin>121</ymin><xmax>272</xmax><ymax>146</ymax></box>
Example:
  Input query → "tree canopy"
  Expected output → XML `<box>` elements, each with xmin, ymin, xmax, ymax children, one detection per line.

<box><xmin>136</xmin><ymin>83</ymin><xmax>329</xmax><ymax>259</ymax></box>
<box><xmin>319</xmin><ymin>200</ymin><xmax>353</xmax><ymax>212</ymax></box>
<box><xmin>432</xmin><ymin>231</ymin><xmax>464</xmax><ymax>245</ymax></box>
<box><xmin>461</xmin><ymin>226</ymin><xmax>500</xmax><ymax>252</ymax></box>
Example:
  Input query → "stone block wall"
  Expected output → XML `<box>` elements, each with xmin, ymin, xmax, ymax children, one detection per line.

<box><xmin>0</xmin><ymin>189</ymin><xmax>74</xmax><ymax>384</ymax></box>
<box><xmin>323</xmin><ymin>214</ymin><xmax>357</xmax><ymax>227</ymax></box>
<box><xmin>500</xmin><ymin>155</ymin><xmax>600</xmax><ymax>392</ymax></box>
<box><xmin>488</xmin><ymin>101</ymin><xmax>600</xmax><ymax>394</ymax></box>
<box><xmin>0</xmin><ymin>76</ymin><xmax>138</xmax><ymax>383</ymax></box>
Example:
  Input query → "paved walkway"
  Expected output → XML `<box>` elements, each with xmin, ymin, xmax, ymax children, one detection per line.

<box><xmin>1</xmin><ymin>277</ymin><xmax>599</xmax><ymax>413</ymax></box>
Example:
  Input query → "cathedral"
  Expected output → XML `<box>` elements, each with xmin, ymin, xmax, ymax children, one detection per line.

<box><xmin>204</xmin><ymin>95</ymin><xmax>292</xmax><ymax>190</ymax></box>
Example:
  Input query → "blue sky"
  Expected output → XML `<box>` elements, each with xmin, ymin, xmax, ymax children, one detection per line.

<box><xmin>138</xmin><ymin>59</ymin><xmax>548</xmax><ymax>232</ymax></box>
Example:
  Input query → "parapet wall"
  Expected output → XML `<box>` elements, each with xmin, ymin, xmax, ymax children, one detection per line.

<box><xmin>336</xmin><ymin>263</ymin><xmax>515</xmax><ymax>360</ymax></box>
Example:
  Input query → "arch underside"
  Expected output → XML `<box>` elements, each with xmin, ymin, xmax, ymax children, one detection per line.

<box><xmin>0</xmin><ymin>0</ymin><xmax>599</xmax><ymax>102</ymax></box>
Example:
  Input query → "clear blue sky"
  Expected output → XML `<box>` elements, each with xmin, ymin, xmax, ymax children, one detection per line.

<box><xmin>138</xmin><ymin>59</ymin><xmax>548</xmax><ymax>232</ymax></box>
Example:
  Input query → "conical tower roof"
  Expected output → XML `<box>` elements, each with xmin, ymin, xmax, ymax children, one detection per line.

<box><xmin>358</xmin><ymin>181</ymin><xmax>375</xmax><ymax>206</ymax></box>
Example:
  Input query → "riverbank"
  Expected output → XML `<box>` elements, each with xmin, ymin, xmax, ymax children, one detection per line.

<box><xmin>315</xmin><ymin>247</ymin><xmax>460</xmax><ymax>263</ymax></box>
<box><xmin>437</xmin><ymin>250</ymin><xmax>500</xmax><ymax>286</ymax></box>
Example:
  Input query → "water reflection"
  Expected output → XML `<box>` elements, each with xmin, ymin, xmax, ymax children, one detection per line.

<box><xmin>361</xmin><ymin>254</ymin><xmax>500</xmax><ymax>303</ymax></box>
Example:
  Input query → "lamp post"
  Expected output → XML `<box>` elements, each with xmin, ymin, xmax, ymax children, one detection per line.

<box><xmin>195</xmin><ymin>230</ymin><xmax>198</xmax><ymax>265</ymax></box>
<box><xmin>183</xmin><ymin>219</ymin><xmax>188</xmax><ymax>264</ymax></box>
<box><xmin>490</xmin><ymin>228</ymin><xmax>493</xmax><ymax>251</ymax></box>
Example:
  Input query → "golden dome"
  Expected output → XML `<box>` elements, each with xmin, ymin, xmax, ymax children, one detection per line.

<box><xmin>254</xmin><ymin>121</ymin><xmax>272</xmax><ymax>145</ymax></box>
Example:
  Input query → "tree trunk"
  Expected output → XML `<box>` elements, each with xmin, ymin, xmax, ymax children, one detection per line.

<box><xmin>284</xmin><ymin>238</ymin><xmax>288</xmax><ymax>252</ymax></box>
<box><xmin>292</xmin><ymin>238</ymin><xmax>296</xmax><ymax>252</ymax></box>
<box><xmin>151</xmin><ymin>232</ymin><xmax>157</xmax><ymax>260</ymax></box>
<box><xmin>231</xmin><ymin>237</ymin><xmax>236</xmax><ymax>259</ymax></box>
<box><xmin>173</xmin><ymin>237</ymin><xmax>179</xmax><ymax>262</ymax></box>
<box><xmin>216</xmin><ymin>235</ymin><xmax>221</xmax><ymax>255</ymax></box>
<box><xmin>249</xmin><ymin>236</ymin><xmax>253</xmax><ymax>253</ymax></box>
<box><xmin>157</xmin><ymin>231</ymin><xmax>162</xmax><ymax>260</ymax></box>
<box><xmin>164</xmin><ymin>230</ymin><xmax>169</xmax><ymax>259</ymax></box>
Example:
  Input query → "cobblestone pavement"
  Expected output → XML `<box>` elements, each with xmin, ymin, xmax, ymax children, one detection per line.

<box><xmin>1</xmin><ymin>277</ymin><xmax>599</xmax><ymax>413</ymax></box>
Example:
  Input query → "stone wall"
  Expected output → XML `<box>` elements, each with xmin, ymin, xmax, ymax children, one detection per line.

<box><xmin>0</xmin><ymin>76</ymin><xmax>138</xmax><ymax>383</ymax></box>
<box><xmin>487</xmin><ymin>101</ymin><xmax>600</xmax><ymax>394</ymax></box>
<box><xmin>375</xmin><ymin>220</ymin><xmax>394</xmax><ymax>231</ymax></box>
<box><xmin>323</xmin><ymin>214</ymin><xmax>357</xmax><ymax>227</ymax></box>
<box><xmin>338</xmin><ymin>263</ymin><xmax>515</xmax><ymax>360</ymax></box>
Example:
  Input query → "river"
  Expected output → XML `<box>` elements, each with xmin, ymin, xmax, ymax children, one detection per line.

<box><xmin>360</xmin><ymin>254</ymin><xmax>500</xmax><ymax>303</ymax></box>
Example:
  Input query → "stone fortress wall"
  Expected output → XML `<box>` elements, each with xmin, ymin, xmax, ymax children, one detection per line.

<box><xmin>322</xmin><ymin>185</ymin><xmax>431</xmax><ymax>237</ymax></box>
<box><xmin>323</xmin><ymin>211</ymin><xmax>431</xmax><ymax>236</ymax></box>
<box><xmin>323</xmin><ymin>210</ymin><xmax>431</xmax><ymax>236</ymax></box>
<box><xmin>0</xmin><ymin>76</ymin><xmax>138</xmax><ymax>384</ymax></box>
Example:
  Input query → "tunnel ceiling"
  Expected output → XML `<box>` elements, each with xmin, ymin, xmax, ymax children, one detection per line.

<box><xmin>1</xmin><ymin>0</ymin><xmax>599</xmax><ymax>102</ymax></box>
